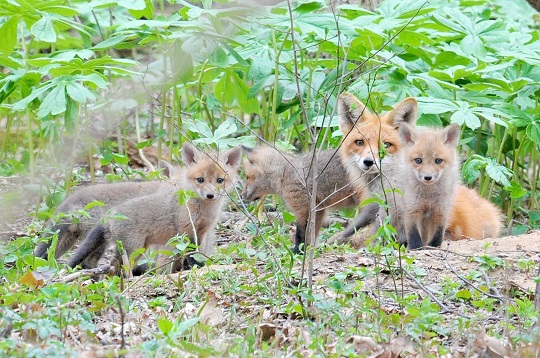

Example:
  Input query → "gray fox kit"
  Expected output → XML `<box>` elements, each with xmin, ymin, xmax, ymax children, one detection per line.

<box><xmin>34</xmin><ymin>161</ymin><xmax>175</xmax><ymax>265</ymax></box>
<box><xmin>67</xmin><ymin>143</ymin><xmax>242</xmax><ymax>273</ymax></box>
<box><xmin>241</xmin><ymin>145</ymin><xmax>362</xmax><ymax>253</ymax></box>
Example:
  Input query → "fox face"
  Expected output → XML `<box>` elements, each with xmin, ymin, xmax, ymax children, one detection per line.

<box><xmin>338</xmin><ymin>92</ymin><xmax>418</xmax><ymax>175</ymax></box>
<box><xmin>398</xmin><ymin>123</ymin><xmax>461</xmax><ymax>185</ymax></box>
<box><xmin>241</xmin><ymin>147</ymin><xmax>274</xmax><ymax>201</ymax></box>
<box><xmin>181</xmin><ymin>143</ymin><xmax>242</xmax><ymax>200</ymax></box>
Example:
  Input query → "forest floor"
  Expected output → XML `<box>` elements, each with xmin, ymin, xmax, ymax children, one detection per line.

<box><xmin>1</xmin><ymin>179</ymin><xmax>540</xmax><ymax>357</ymax></box>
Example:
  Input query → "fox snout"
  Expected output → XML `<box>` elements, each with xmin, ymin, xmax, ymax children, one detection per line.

<box><xmin>416</xmin><ymin>172</ymin><xmax>441</xmax><ymax>184</ymax></box>
<box><xmin>241</xmin><ymin>188</ymin><xmax>258</xmax><ymax>201</ymax></box>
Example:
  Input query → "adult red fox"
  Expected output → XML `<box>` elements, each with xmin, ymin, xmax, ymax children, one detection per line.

<box><xmin>241</xmin><ymin>145</ymin><xmax>361</xmax><ymax>253</ymax></box>
<box><xmin>34</xmin><ymin>161</ymin><xmax>176</xmax><ymax>265</ymax></box>
<box><xmin>67</xmin><ymin>143</ymin><xmax>242</xmax><ymax>273</ymax></box>
<box><xmin>336</xmin><ymin>92</ymin><xmax>501</xmax><ymax>244</ymax></box>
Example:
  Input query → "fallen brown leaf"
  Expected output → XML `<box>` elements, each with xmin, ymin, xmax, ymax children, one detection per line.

<box><xmin>199</xmin><ymin>291</ymin><xmax>224</xmax><ymax>326</ymax></box>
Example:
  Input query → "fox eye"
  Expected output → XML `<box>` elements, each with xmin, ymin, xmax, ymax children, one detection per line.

<box><xmin>435</xmin><ymin>158</ymin><xmax>443</xmax><ymax>164</ymax></box>
<box><xmin>383</xmin><ymin>142</ymin><xmax>392</xmax><ymax>148</ymax></box>
<box><xmin>355</xmin><ymin>139</ymin><xmax>364</xmax><ymax>146</ymax></box>
<box><xmin>414</xmin><ymin>158</ymin><xmax>422</xmax><ymax>164</ymax></box>
<box><xmin>216</xmin><ymin>178</ymin><xmax>224</xmax><ymax>184</ymax></box>
<box><xmin>197</xmin><ymin>177</ymin><xmax>204</xmax><ymax>183</ymax></box>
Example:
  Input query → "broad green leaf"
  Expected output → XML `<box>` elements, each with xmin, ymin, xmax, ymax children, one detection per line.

<box><xmin>416</xmin><ymin>97</ymin><xmax>458</xmax><ymax>114</ymax></box>
<box><xmin>0</xmin><ymin>17</ymin><xmax>18</xmax><ymax>55</ymax></box>
<box><xmin>31</xmin><ymin>16</ymin><xmax>57</xmax><ymax>43</ymax></box>
<box><xmin>294</xmin><ymin>1</ymin><xmax>324</xmax><ymax>14</ymax></box>
<box><xmin>450</xmin><ymin>110</ymin><xmax>481</xmax><ymax>130</ymax></box>
<box><xmin>214</xmin><ymin>119</ymin><xmax>237</xmax><ymax>140</ymax></box>
<box><xmin>456</xmin><ymin>289</ymin><xmax>472</xmax><ymax>300</ymax></box>
<box><xmin>175</xmin><ymin>317</ymin><xmax>199</xmax><ymax>334</ymax></box>
<box><xmin>185</xmin><ymin>120</ymin><xmax>213</xmax><ymax>139</ymax></box>
<box><xmin>214</xmin><ymin>71</ymin><xmax>235</xmax><ymax>105</ymax></box>
<box><xmin>112</xmin><ymin>153</ymin><xmax>129</xmax><ymax>165</ymax></box>
<box><xmin>66</xmin><ymin>82</ymin><xmax>95</xmax><ymax>103</ymax></box>
<box><xmin>157</xmin><ymin>316</ymin><xmax>173</xmax><ymax>334</ymax></box>
<box><xmin>38</xmin><ymin>83</ymin><xmax>67</xmax><ymax>117</ymax></box>
<box><xmin>526</xmin><ymin>121</ymin><xmax>540</xmax><ymax>144</ymax></box>
<box><xmin>506</xmin><ymin>181</ymin><xmax>527</xmax><ymax>199</ymax></box>
<box><xmin>485</xmin><ymin>158</ymin><xmax>512</xmax><ymax>187</ymax></box>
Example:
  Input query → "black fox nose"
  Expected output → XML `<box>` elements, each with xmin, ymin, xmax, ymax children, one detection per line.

<box><xmin>424</xmin><ymin>176</ymin><xmax>432</xmax><ymax>181</ymax></box>
<box><xmin>363</xmin><ymin>159</ymin><xmax>374</xmax><ymax>167</ymax></box>
<box><xmin>206</xmin><ymin>193</ymin><xmax>214</xmax><ymax>199</ymax></box>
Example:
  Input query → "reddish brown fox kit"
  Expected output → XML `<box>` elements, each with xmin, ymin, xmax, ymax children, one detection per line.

<box><xmin>67</xmin><ymin>143</ymin><xmax>242</xmax><ymax>273</ymax></box>
<box><xmin>337</xmin><ymin>92</ymin><xmax>418</xmax><ymax>238</ymax></box>
<box><xmin>242</xmin><ymin>146</ymin><xmax>361</xmax><ymax>253</ymax></box>
<box><xmin>395</xmin><ymin>123</ymin><xmax>461</xmax><ymax>248</ymax></box>
<box><xmin>34</xmin><ymin>161</ymin><xmax>176</xmax><ymax>265</ymax></box>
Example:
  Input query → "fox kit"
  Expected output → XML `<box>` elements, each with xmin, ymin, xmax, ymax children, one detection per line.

<box><xmin>34</xmin><ymin>161</ymin><xmax>176</xmax><ymax>263</ymax></box>
<box><xmin>395</xmin><ymin>123</ymin><xmax>461</xmax><ymax>248</ymax></box>
<box><xmin>336</xmin><ymin>92</ymin><xmax>418</xmax><ymax>239</ymax></box>
<box><xmin>67</xmin><ymin>142</ymin><xmax>242</xmax><ymax>273</ymax></box>
<box><xmin>446</xmin><ymin>186</ymin><xmax>502</xmax><ymax>240</ymax></box>
<box><xmin>242</xmin><ymin>146</ymin><xmax>361</xmax><ymax>253</ymax></box>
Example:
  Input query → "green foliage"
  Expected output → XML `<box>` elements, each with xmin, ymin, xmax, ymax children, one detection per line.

<box><xmin>1</xmin><ymin>0</ymin><xmax>540</xmax><ymax>355</ymax></box>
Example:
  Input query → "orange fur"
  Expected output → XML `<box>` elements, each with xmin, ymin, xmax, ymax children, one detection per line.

<box><xmin>447</xmin><ymin>186</ymin><xmax>502</xmax><ymax>240</ymax></box>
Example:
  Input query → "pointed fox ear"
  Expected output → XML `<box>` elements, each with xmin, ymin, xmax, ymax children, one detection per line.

<box><xmin>338</xmin><ymin>92</ymin><xmax>369</xmax><ymax>135</ymax></box>
<box><xmin>443</xmin><ymin>123</ymin><xmax>461</xmax><ymax>147</ymax></box>
<box><xmin>398</xmin><ymin>123</ymin><xmax>417</xmax><ymax>146</ymax></box>
<box><xmin>157</xmin><ymin>160</ymin><xmax>175</xmax><ymax>178</ymax></box>
<box><xmin>181</xmin><ymin>142</ymin><xmax>200</xmax><ymax>166</ymax></box>
<box><xmin>242</xmin><ymin>145</ymin><xmax>255</xmax><ymax>164</ymax></box>
<box><xmin>224</xmin><ymin>146</ymin><xmax>243</xmax><ymax>169</ymax></box>
<box><xmin>388</xmin><ymin>97</ymin><xmax>418</xmax><ymax>127</ymax></box>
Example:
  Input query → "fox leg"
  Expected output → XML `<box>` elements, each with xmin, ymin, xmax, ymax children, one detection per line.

<box><xmin>340</xmin><ymin>202</ymin><xmax>380</xmax><ymax>239</ymax></box>
<box><xmin>292</xmin><ymin>209</ymin><xmax>325</xmax><ymax>254</ymax></box>
<box><xmin>406</xmin><ymin>224</ymin><xmax>424</xmax><ymax>250</ymax></box>
<box><xmin>67</xmin><ymin>225</ymin><xmax>108</xmax><ymax>268</ymax></box>
<box><xmin>35</xmin><ymin>223</ymin><xmax>80</xmax><ymax>259</ymax></box>
<box><xmin>428</xmin><ymin>226</ymin><xmax>445</xmax><ymax>247</ymax></box>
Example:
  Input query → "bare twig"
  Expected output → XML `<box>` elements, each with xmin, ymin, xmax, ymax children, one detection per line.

<box><xmin>402</xmin><ymin>268</ymin><xmax>468</xmax><ymax>317</ymax></box>
<box><xmin>115</xmin><ymin>294</ymin><xmax>127</xmax><ymax>352</ymax></box>
<box><xmin>62</xmin><ymin>264</ymin><xmax>113</xmax><ymax>283</ymax></box>
<box><xmin>443</xmin><ymin>245</ymin><xmax>505</xmax><ymax>301</ymax></box>
<box><xmin>534</xmin><ymin>260</ymin><xmax>540</xmax><ymax>311</ymax></box>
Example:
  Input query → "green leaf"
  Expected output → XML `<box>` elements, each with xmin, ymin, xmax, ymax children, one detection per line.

<box><xmin>526</xmin><ymin>121</ymin><xmax>540</xmax><ymax>144</ymax></box>
<box><xmin>214</xmin><ymin>71</ymin><xmax>235</xmax><ymax>105</ymax></box>
<box><xmin>450</xmin><ymin>110</ymin><xmax>481</xmax><ymax>130</ymax></box>
<box><xmin>112</xmin><ymin>153</ymin><xmax>129</xmax><ymax>165</ymax></box>
<box><xmin>282</xmin><ymin>211</ymin><xmax>295</xmax><ymax>224</ymax></box>
<box><xmin>92</xmin><ymin>35</ymin><xmax>129</xmax><ymax>50</ymax></box>
<box><xmin>506</xmin><ymin>181</ymin><xmax>527</xmax><ymax>199</ymax></box>
<box><xmin>175</xmin><ymin>317</ymin><xmax>199</xmax><ymax>334</ymax></box>
<box><xmin>31</xmin><ymin>16</ymin><xmax>57</xmax><ymax>43</ymax></box>
<box><xmin>456</xmin><ymin>289</ymin><xmax>472</xmax><ymax>300</ymax></box>
<box><xmin>0</xmin><ymin>17</ymin><xmax>18</xmax><ymax>55</ymax></box>
<box><xmin>214</xmin><ymin>119</ymin><xmax>237</xmax><ymax>140</ymax></box>
<box><xmin>157</xmin><ymin>316</ymin><xmax>173</xmax><ymax>334</ymax></box>
<box><xmin>485</xmin><ymin>158</ymin><xmax>512</xmax><ymax>188</ymax></box>
<box><xmin>294</xmin><ymin>1</ymin><xmax>324</xmax><ymax>14</ymax></box>
<box><xmin>177</xmin><ymin>189</ymin><xmax>198</xmax><ymax>205</ymax></box>
<box><xmin>38</xmin><ymin>83</ymin><xmax>67</xmax><ymax>117</ymax></box>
